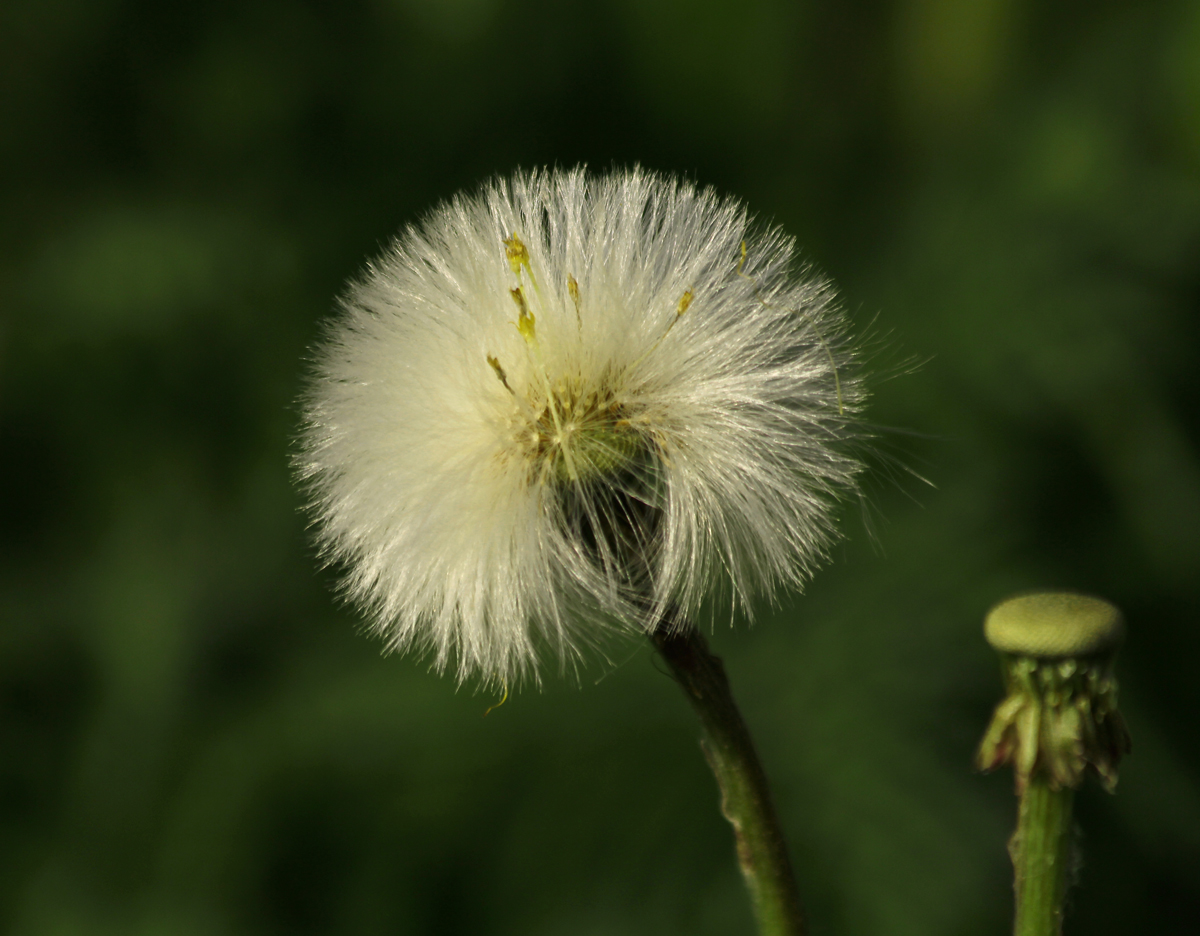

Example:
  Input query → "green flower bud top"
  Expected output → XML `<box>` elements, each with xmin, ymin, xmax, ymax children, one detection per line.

<box><xmin>976</xmin><ymin>591</ymin><xmax>1131</xmax><ymax>794</ymax></box>
<box><xmin>984</xmin><ymin>592</ymin><xmax>1124</xmax><ymax>658</ymax></box>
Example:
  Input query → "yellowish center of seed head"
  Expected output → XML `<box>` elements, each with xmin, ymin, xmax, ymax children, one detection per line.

<box><xmin>548</xmin><ymin>386</ymin><xmax>643</xmax><ymax>483</ymax></box>
<box><xmin>504</xmin><ymin>376</ymin><xmax>642</xmax><ymax>484</ymax></box>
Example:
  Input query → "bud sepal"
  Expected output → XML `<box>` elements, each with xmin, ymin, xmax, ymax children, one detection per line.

<box><xmin>976</xmin><ymin>652</ymin><xmax>1131</xmax><ymax>794</ymax></box>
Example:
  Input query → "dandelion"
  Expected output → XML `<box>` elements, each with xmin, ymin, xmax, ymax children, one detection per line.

<box><xmin>298</xmin><ymin>166</ymin><xmax>866</xmax><ymax>936</ymax></box>
<box><xmin>296</xmin><ymin>166</ymin><xmax>864</xmax><ymax>689</ymax></box>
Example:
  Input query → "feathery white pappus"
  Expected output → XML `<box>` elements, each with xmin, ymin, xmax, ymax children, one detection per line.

<box><xmin>296</xmin><ymin>167</ymin><xmax>865</xmax><ymax>687</ymax></box>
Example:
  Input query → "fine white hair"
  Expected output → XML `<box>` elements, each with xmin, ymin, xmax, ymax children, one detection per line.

<box><xmin>297</xmin><ymin>166</ymin><xmax>865</xmax><ymax>687</ymax></box>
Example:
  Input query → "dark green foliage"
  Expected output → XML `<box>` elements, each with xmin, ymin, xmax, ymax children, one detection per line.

<box><xmin>2</xmin><ymin>1</ymin><xmax>1198</xmax><ymax>933</ymax></box>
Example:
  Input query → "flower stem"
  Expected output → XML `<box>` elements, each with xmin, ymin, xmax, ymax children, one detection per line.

<box><xmin>1011</xmin><ymin>779</ymin><xmax>1074</xmax><ymax>936</ymax></box>
<box><xmin>651</xmin><ymin>627</ymin><xmax>806</xmax><ymax>936</ymax></box>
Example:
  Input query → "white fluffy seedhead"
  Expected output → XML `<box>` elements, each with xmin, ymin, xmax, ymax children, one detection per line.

<box><xmin>297</xmin><ymin>167</ymin><xmax>865</xmax><ymax>687</ymax></box>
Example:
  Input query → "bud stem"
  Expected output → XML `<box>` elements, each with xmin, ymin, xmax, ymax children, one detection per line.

<box><xmin>1012</xmin><ymin>779</ymin><xmax>1074</xmax><ymax>936</ymax></box>
<box><xmin>651</xmin><ymin>626</ymin><xmax>806</xmax><ymax>936</ymax></box>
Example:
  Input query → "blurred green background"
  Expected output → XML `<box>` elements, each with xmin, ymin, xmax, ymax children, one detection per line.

<box><xmin>3</xmin><ymin>0</ymin><xmax>1199</xmax><ymax>933</ymax></box>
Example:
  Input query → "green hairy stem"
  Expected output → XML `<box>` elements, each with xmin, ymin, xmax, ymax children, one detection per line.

<box><xmin>1011</xmin><ymin>779</ymin><xmax>1075</xmax><ymax>936</ymax></box>
<box><xmin>652</xmin><ymin>626</ymin><xmax>806</xmax><ymax>936</ymax></box>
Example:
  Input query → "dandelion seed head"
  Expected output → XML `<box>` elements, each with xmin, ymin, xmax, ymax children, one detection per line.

<box><xmin>297</xmin><ymin>167</ymin><xmax>866</xmax><ymax>687</ymax></box>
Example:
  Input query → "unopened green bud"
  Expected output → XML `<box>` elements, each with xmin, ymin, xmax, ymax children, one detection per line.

<box><xmin>976</xmin><ymin>591</ymin><xmax>1130</xmax><ymax>794</ymax></box>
